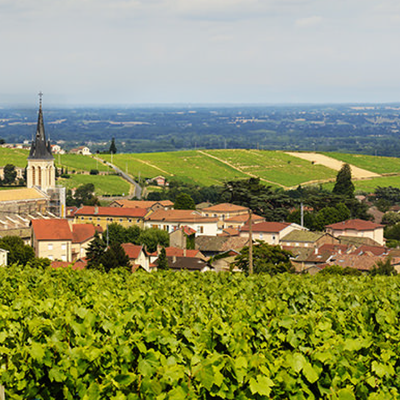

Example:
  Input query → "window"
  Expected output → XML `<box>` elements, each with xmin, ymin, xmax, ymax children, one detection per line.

<box><xmin>128</xmin><ymin>219</ymin><xmax>132</xmax><ymax>223</ymax></box>
<box><xmin>120</xmin><ymin>219</ymin><xmax>123</xmax><ymax>222</ymax></box>
<box><xmin>89</xmin><ymin>217</ymin><xmax>92</xmax><ymax>221</ymax></box>
<box><xmin>81</xmin><ymin>217</ymin><xmax>84</xmax><ymax>220</ymax></box>
<box><xmin>259</xmin><ymin>233</ymin><xmax>263</xmax><ymax>240</ymax></box>
<box><xmin>197</xmin><ymin>226</ymin><xmax>204</xmax><ymax>234</ymax></box>
<box><xmin>61</xmin><ymin>255</ymin><xmax>67</xmax><ymax>261</ymax></box>
<box><xmin>48</xmin><ymin>255</ymin><xmax>53</xmax><ymax>260</ymax></box>
<box><xmin>61</xmin><ymin>244</ymin><xmax>66</xmax><ymax>250</ymax></box>
<box><xmin>48</xmin><ymin>243</ymin><xmax>53</xmax><ymax>250</ymax></box>
<box><xmin>97</xmin><ymin>218</ymin><xmax>100</xmax><ymax>221</ymax></box>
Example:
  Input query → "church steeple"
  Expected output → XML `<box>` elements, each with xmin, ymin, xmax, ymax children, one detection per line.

<box><xmin>28</xmin><ymin>92</ymin><xmax>53</xmax><ymax>160</ymax></box>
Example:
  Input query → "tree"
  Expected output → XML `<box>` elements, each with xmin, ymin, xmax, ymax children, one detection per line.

<box><xmin>232</xmin><ymin>241</ymin><xmax>293</xmax><ymax>275</ymax></box>
<box><xmin>139</xmin><ymin>228</ymin><xmax>169</xmax><ymax>253</ymax></box>
<box><xmin>3</xmin><ymin>164</ymin><xmax>17</xmax><ymax>185</ymax></box>
<box><xmin>86</xmin><ymin>232</ymin><xmax>106</xmax><ymax>269</ymax></box>
<box><xmin>100</xmin><ymin>242</ymin><xmax>130</xmax><ymax>272</ymax></box>
<box><xmin>333</xmin><ymin>163</ymin><xmax>355</xmax><ymax>198</ymax></box>
<box><xmin>174</xmin><ymin>193</ymin><xmax>196</xmax><ymax>210</ymax></box>
<box><xmin>157</xmin><ymin>247</ymin><xmax>169</xmax><ymax>270</ymax></box>
<box><xmin>370</xmin><ymin>257</ymin><xmax>397</xmax><ymax>276</ymax></box>
<box><xmin>319</xmin><ymin>265</ymin><xmax>361</xmax><ymax>276</ymax></box>
<box><xmin>72</xmin><ymin>183</ymin><xmax>99</xmax><ymax>206</ymax></box>
<box><xmin>0</xmin><ymin>236</ymin><xmax>35</xmax><ymax>265</ymax></box>
<box><xmin>109</xmin><ymin>137</ymin><xmax>117</xmax><ymax>154</ymax></box>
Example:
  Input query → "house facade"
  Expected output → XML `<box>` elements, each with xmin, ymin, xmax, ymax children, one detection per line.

<box><xmin>325</xmin><ymin>219</ymin><xmax>385</xmax><ymax>246</ymax></box>
<box><xmin>145</xmin><ymin>210</ymin><xmax>219</xmax><ymax>236</ymax></box>
<box><xmin>74</xmin><ymin>206</ymin><xmax>148</xmax><ymax>230</ymax></box>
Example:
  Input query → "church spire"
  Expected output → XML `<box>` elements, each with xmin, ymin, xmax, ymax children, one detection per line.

<box><xmin>28</xmin><ymin>92</ymin><xmax>53</xmax><ymax>160</ymax></box>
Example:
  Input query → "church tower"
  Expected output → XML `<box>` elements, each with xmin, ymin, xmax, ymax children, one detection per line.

<box><xmin>27</xmin><ymin>93</ymin><xmax>55</xmax><ymax>192</ymax></box>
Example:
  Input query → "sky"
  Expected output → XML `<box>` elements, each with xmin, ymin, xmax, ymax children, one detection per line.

<box><xmin>1</xmin><ymin>0</ymin><xmax>400</xmax><ymax>105</ymax></box>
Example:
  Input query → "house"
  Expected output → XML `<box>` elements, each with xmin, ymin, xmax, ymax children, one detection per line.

<box><xmin>121</xmin><ymin>243</ymin><xmax>149</xmax><ymax>272</ymax></box>
<box><xmin>150</xmin><ymin>176</ymin><xmax>167</xmax><ymax>186</ymax></box>
<box><xmin>155</xmin><ymin>256</ymin><xmax>211</xmax><ymax>272</ymax></box>
<box><xmin>72</xmin><ymin>224</ymin><xmax>100</xmax><ymax>260</ymax></box>
<box><xmin>148</xmin><ymin>246</ymin><xmax>205</xmax><ymax>265</ymax></box>
<box><xmin>239</xmin><ymin>221</ymin><xmax>305</xmax><ymax>245</ymax></box>
<box><xmin>195</xmin><ymin>236</ymin><xmax>249</xmax><ymax>258</ymax></box>
<box><xmin>222</xmin><ymin>213</ymin><xmax>265</xmax><ymax>230</ymax></box>
<box><xmin>144</xmin><ymin>209</ymin><xmax>219</xmax><ymax>236</ymax></box>
<box><xmin>0</xmin><ymin>248</ymin><xmax>8</xmax><ymax>266</ymax></box>
<box><xmin>70</xmin><ymin>146</ymin><xmax>91</xmax><ymax>155</ymax></box>
<box><xmin>51</xmin><ymin>144</ymin><xmax>65</xmax><ymax>154</ymax></box>
<box><xmin>169</xmin><ymin>226</ymin><xmax>196</xmax><ymax>249</ymax></box>
<box><xmin>31</xmin><ymin>219</ymin><xmax>73</xmax><ymax>262</ymax></box>
<box><xmin>74</xmin><ymin>206</ymin><xmax>148</xmax><ymax>230</ymax></box>
<box><xmin>201</xmin><ymin>203</ymin><xmax>250</xmax><ymax>230</ymax></box>
<box><xmin>110</xmin><ymin>199</ymin><xmax>174</xmax><ymax>211</ymax></box>
<box><xmin>325</xmin><ymin>252</ymin><xmax>386</xmax><ymax>273</ymax></box>
<box><xmin>280</xmin><ymin>231</ymin><xmax>339</xmax><ymax>249</ymax></box>
<box><xmin>325</xmin><ymin>219</ymin><xmax>385</xmax><ymax>246</ymax></box>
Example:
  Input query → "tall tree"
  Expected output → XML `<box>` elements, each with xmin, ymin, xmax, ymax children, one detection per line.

<box><xmin>157</xmin><ymin>247</ymin><xmax>169</xmax><ymax>270</ymax></box>
<box><xmin>109</xmin><ymin>137</ymin><xmax>117</xmax><ymax>154</ymax></box>
<box><xmin>86</xmin><ymin>232</ymin><xmax>106</xmax><ymax>269</ymax></box>
<box><xmin>174</xmin><ymin>193</ymin><xmax>196</xmax><ymax>210</ymax></box>
<box><xmin>100</xmin><ymin>242</ymin><xmax>130</xmax><ymax>272</ymax></box>
<box><xmin>0</xmin><ymin>236</ymin><xmax>35</xmax><ymax>265</ymax></box>
<box><xmin>139</xmin><ymin>228</ymin><xmax>169</xmax><ymax>253</ymax></box>
<box><xmin>232</xmin><ymin>241</ymin><xmax>293</xmax><ymax>275</ymax></box>
<box><xmin>333</xmin><ymin>163</ymin><xmax>355</xmax><ymax>198</ymax></box>
<box><xmin>3</xmin><ymin>164</ymin><xmax>17</xmax><ymax>185</ymax></box>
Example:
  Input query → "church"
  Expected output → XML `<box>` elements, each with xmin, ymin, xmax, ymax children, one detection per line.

<box><xmin>0</xmin><ymin>95</ymin><xmax>65</xmax><ymax>240</ymax></box>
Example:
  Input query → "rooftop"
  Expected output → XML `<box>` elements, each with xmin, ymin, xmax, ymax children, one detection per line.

<box><xmin>75</xmin><ymin>206</ymin><xmax>148</xmax><ymax>218</ymax></box>
<box><xmin>280</xmin><ymin>230</ymin><xmax>325</xmax><ymax>243</ymax></box>
<box><xmin>72</xmin><ymin>224</ymin><xmax>97</xmax><ymax>244</ymax></box>
<box><xmin>0</xmin><ymin>188</ymin><xmax>48</xmax><ymax>202</ymax></box>
<box><xmin>31</xmin><ymin>219</ymin><xmax>73</xmax><ymax>241</ymax></box>
<box><xmin>202</xmin><ymin>203</ymin><xmax>249</xmax><ymax>213</ymax></box>
<box><xmin>326</xmin><ymin>219</ymin><xmax>383</xmax><ymax>231</ymax></box>
<box><xmin>146</xmin><ymin>209</ymin><xmax>218</xmax><ymax>223</ymax></box>
<box><xmin>241</xmin><ymin>221</ymin><xmax>290</xmax><ymax>233</ymax></box>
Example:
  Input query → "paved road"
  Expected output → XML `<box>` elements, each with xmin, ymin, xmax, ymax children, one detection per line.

<box><xmin>105</xmin><ymin>161</ymin><xmax>142</xmax><ymax>199</ymax></box>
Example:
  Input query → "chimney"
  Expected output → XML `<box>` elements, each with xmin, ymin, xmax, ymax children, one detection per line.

<box><xmin>183</xmin><ymin>248</ymin><xmax>187</xmax><ymax>257</ymax></box>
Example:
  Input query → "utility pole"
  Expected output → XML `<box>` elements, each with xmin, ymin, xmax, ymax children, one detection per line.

<box><xmin>301</xmin><ymin>202</ymin><xmax>304</xmax><ymax>227</ymax></box>
<box><xmin>248</xmin><ymin>209</ymin><xmax>253</xmax><ymax>275</ymax></box>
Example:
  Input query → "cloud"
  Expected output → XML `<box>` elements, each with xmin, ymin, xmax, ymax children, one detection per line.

<box><xmin>295</xmin><ymin>15</ymin><xmax>323</xmax><ymax>28</ymax></box>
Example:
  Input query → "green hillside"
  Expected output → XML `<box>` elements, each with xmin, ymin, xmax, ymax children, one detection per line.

<box><xmin>0</xmin><ymin>148</ymin><xmax>29</xmax><ymax>167</ymax></box>
<box><xmin>101</xmin><ymin>150</ymin><xmax>338</xmax><ymax>188</ymax></box>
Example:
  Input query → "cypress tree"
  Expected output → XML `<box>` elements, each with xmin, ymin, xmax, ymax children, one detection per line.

<box><xmin>333</xmin><ymin>163</ymin><xmax>355</xmax><ymax>198</ymax></box>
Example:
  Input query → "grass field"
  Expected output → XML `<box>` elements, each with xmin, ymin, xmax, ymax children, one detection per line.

<box><xmin>58</xmin><ymin>174</ymin><xmax>130</xmax><ymax>196</ymax></box>
<box><xmin>100</xmin><ymin>150</ymin><xmax>337</xmax><ymax>188</ymax></box>
<box><xmin>0</xmin><ymin>148</ymin><xmax>29</xmax><ymax>167</ymax></box>
<box><xmin>101</xmin><ymin>151</ymin><xmax>249</xmax><ymax>186</ymax></box>
<box><xmin>322</xmin><ymin>152</ymin><xmax>400</xmax><ymax>175</ymax></box>
<box><xmin>55</xmin><ymin>154</ymin><xmax>109</xmax><ymax>172</ymax></box>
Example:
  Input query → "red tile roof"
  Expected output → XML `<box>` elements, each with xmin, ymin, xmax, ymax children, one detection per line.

<box><xmin>146</xmin><ymin>209</ymin><xmax>218</xmax><ymax>223</ymax></box>
<box><xmin>328</xmin><ymin>253</ymin><xmax>385</xmax><ymax>271</ymax></box>
<box><xmin>121</xmin><ymin>243</ymin><xmax>143</xmax><ymax>259</ymax></box>
<box><xmin>326</xmin><ymin>219</ymin><xmax>383</xmax><ymax>231</ymax></box>
<box><xmin>75</xmin><ymin>206</ymin><xmax>148</xmax><ymax>218</ymax></box>
<box><xmin>147</xmin><ymin>247</ymin><xmax>201</xmax><ymax>258</ymax></box>
<box><xmin>72</xmin><ymin>224</ymin><xmax>97</xmax><ymax>244</ymax></box>
<box><xmin>32</xmin><ymin>219</ymin><xmax>73</xmax><ymax>241</ymax></box>
<box><xmin>241</xmin><ymin>221</ymin><xmax>290</xmax><ymax>233</ymax></box>
<box><xmin>114</xmin><ymin>199</ymin><xmax>174</xmax><ymax>209</ymax></box>
<box><xmin>51</xmin><ymin>258</ymin><xmax>87</xmax><ymax>270</ymax></box>
<box><xmin>350</xmin><ymin>245</ymin><xmax>388</xmax><ymax>256</ymax></box>
<box><xmin>224</xmin><ymin>213</ymin><xmax>264</xmax><ymax>223</ymax></box>
<box><xmin>202</xmin><ymin>203</ymin><xmax>249</xmax><ymax>213</ymax></box>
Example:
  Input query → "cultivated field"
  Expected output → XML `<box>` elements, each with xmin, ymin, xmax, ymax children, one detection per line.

<box><xmin>55</xmin><ymin>154</ymin><xmax>109</xmax><ymax>172</ymax></box>
<box><xmin>0</xmin><ymin>148</ymin><xmax>29</xmax><ymax>167</ymax></box>
<box><xmin>58</xmin><ymin>174</ymin><xmax>130</xmax><ymax>196</ymax></box>
<box><xmin>101</xmin><ymin>150</ymin><xmax>338</xmax><ymax>188</ymax></box>
<box><xmin>321</xmin><ymin>152</ymin><xmax>400</xmax><ymax>175</ymax></box>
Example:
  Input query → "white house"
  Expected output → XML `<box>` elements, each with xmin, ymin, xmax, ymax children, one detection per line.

<box><xmin>145</xmin><ymin>209</ymin><xmax>219</xmax><ymax>236</ymax></box>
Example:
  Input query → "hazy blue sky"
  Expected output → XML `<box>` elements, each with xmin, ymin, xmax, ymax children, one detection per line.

<box><xmin>1</xmin><ymin>0</ymin><xmax>400</xmax><ymax>105</ymax></box>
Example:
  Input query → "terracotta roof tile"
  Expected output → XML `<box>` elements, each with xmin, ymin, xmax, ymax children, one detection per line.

<box><xmin>224</xmin><ymin>214</ymin><xmax>264</xmax><ymax>223</ymax></box>
<box><xmin>32</xmin><ymin>219</ymin><xmax>72</xmax><ymax>241</ymax></box>
<box><xmin>115</xmin><ymin>199</ymin><xmax>173</xmax><ymax>209</ymax></box>
<box><xmin>121</xmin><ymin>243</ymin><xmax>143</xmax><ymax>259</ymax></box>
<box><xmin>202</xmin><ymin>203</ymin><xmax>249</xmax><ymax>213</ymax></box>
<box><xmin>326</xmin><ymin>219</ymin><xmax>383</xmax><ymax>231</ymax></box>
<box><xmin>72</xmin><ymin>224</ymin><xmax>96</xmax><ymax>244</ymax></box>
<box><xmin>146</xmin><ymin>209</ymin><xmax>218</xmax><ymax>223</ymax></box>
<box><xmin>241</xmin><ymin>221</ymin><xmax>290</xmax><ymax>233</ymax></box>
<box><xmin>75</xmin><ymin>206</ymin><xmax>148</xmax><ymax>218</ymax></box>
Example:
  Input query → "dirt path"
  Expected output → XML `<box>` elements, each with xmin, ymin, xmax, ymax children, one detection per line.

<box><xmin>198</xmin><ymin>150</ymin><xmax>286</xmax><ymax>188</ymax></box>
<box><xmin>285</xmin><ymin>152</ymin><xmax>380</xmax><ymax>179</ymax></box>
<box><xmin>135</xmin><ymin>159</ymin><xmax>172</xmax><ymax>176</ymax></box>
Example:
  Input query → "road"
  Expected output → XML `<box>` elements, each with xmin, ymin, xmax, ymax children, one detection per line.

<box><xmin>105</xmin><ymin>161</ymin><xmax>142</xmax><ymax>199</ymax></box>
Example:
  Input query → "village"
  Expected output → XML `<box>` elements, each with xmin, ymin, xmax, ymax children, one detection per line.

<box><xmin>0</xmin><ymin>100</ymin><xmax>398</xmax><ymax>276</ymax></box>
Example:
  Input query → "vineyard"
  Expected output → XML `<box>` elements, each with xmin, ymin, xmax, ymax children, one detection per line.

<box><xmin>1</xmin><ymin>267</ymin><xmax>400</xmax><ymax>399</ymax></box>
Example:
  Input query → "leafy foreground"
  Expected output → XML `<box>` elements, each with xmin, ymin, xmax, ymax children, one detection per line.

<box><xmin>1</xmin><ymin>267</ymin><xmax>400</xmax><ymax>399</ymax></box>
